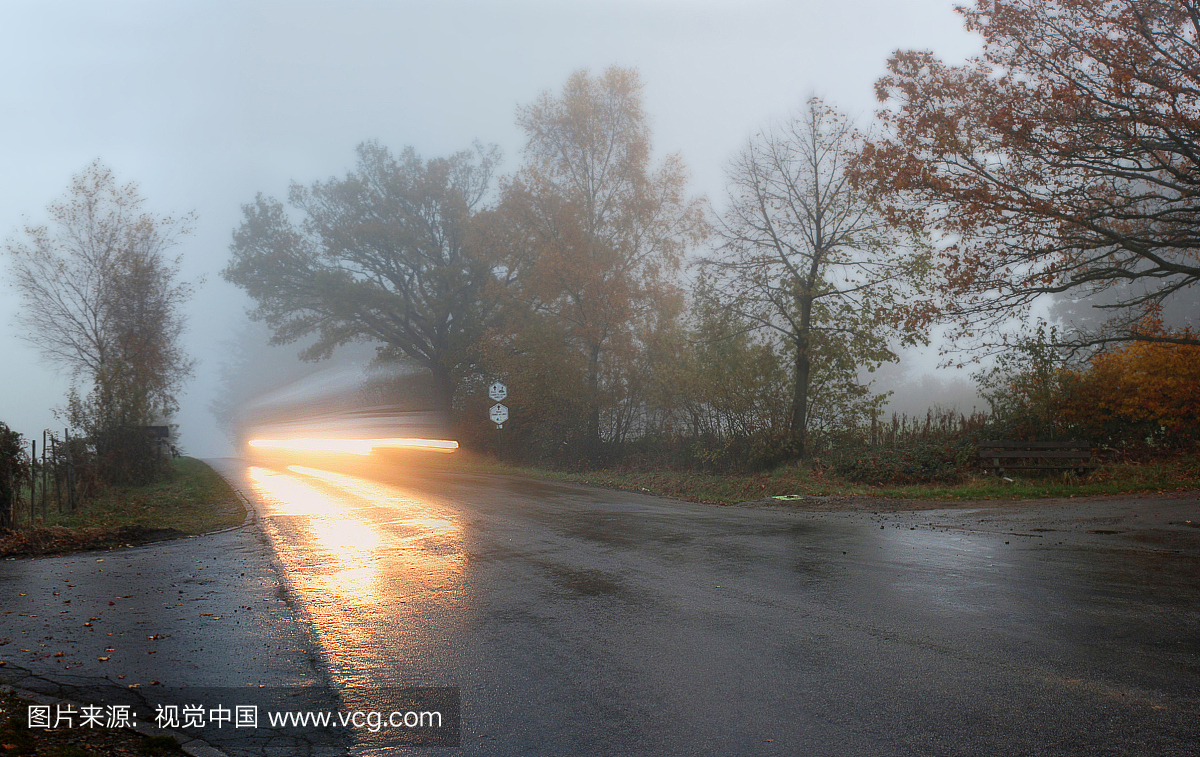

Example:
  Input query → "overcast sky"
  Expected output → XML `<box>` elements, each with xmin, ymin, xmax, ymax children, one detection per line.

<box><xmin>0</xmin><ymin>0</ymin><xmax>981</xmax><ymax>456</ymax></box>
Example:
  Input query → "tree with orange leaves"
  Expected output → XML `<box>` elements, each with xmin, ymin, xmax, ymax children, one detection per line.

<box><xmin>492</xmin><ymin>67</ymin><xmax>706</xmax><ymax>455</ymax></box>
<box><xmin>1061</xmin><ymin>323</ymin><xmax>1200</xmax><ymax>445</ymax></box>
<box><xmin>859</xmin><ymin>0</ymin><xmax>1200</xmax><ymax>356</ymax></box>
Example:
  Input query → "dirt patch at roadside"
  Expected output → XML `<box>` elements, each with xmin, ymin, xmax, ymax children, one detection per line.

<box><xmin>0</xmin><ymin>525</ymin><xmax>188</xmax><ymax>558</ymax></box>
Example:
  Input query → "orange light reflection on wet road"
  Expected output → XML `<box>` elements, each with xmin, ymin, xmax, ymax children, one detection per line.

<box><xmin>286</xmin><ymin>466</ymin><xmax>461</xmax><ymax>549</ymax></box>
<box><xmin>244</xmin><ymin>462</ymin><xmax>468</xmax><ymax>672</ymax></box>
<box><xmin>246</xmin><ymin>466</ymin><xmax>383</xmax><ymax>607</ymax></box>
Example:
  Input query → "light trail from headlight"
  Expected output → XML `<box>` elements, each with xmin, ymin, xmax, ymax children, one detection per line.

<box><xmin>247</xmin><ymin>437</ymin><xmax>459</xmax><ymax>455</ymax></box>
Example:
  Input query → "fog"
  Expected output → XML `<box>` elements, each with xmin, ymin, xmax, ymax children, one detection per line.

<box><xmin>0</xmin><ymin>0</ymin><xmax>982</xmax><ymax>455</ymax></box>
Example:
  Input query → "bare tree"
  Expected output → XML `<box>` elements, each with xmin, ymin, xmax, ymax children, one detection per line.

<box><xmin>6</xmin><ymin>161</ymin><xmax>195</xmax><ymax>483</ymax></box>
<box><xmin>704</xmin><ymin>99</ymin><xmax>933</xmax><ymax>457</ymax></box>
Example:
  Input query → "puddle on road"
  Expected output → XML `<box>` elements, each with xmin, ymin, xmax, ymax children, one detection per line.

<box><xmin>544</xmin><ymin>564</ymin><xmax>631</xmax><ymax>598</ymax></box>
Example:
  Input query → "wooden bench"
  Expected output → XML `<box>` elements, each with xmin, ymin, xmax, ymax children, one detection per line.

<box><xmin>978</xmin><ymin>440</ymin><xmax>1095</xmax><ymax>475</ymax></box>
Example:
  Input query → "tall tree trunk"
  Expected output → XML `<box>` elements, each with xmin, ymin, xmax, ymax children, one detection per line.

<box><xmin>585</xmin><ymin>343</ymin><xmax>602</xmax><ymax>457</ymax></box>
<box><xmin>790</xmin><ymin>293</ymin><xmax>814</xmax><ymax>458</ymax></box>
<box><xmin>431</xmin><ymin>366</ymin><xmax>456</xmax><ymax>415</ymax></box>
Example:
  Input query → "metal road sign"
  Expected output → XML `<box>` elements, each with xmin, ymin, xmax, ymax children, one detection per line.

<box><xmin>488</xmin><ymin>382</ymin><xmax>508</xmax><ymax>402</ymax></box>
<box><xmin>489</xmin><ymin>403</ymin><xmax>509</xmax><ymax>425</ymax></box>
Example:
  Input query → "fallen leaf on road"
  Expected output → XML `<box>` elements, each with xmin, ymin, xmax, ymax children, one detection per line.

<box><xmin>98</xmin><ymin>656</ymin><xmax>110</xmax><ymax>661</ymax></box>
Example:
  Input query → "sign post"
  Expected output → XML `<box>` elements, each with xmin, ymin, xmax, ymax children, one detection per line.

<box><xmin>488</xmin><ymin>382</ymin><xmax>509</xmax><ymax>456</ymax></box>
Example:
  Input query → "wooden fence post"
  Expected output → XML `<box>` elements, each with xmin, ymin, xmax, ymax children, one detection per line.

<box><xmin>64</xmin><ymin>428</ymin><xmax>76</xmax><ymax>511</ymax></box>
<box><xmin>52</xmin><ymin>433</ymin><xmax>60</xmax><ymax>513</ymax></box>
<box><xmin>41</xmin><ymin>430</ymin><xmax>47</xmax><ymax>522</ymax></box>
<box><xmin>30</xmin><ymin>439</ymin><xmax>36</xmax><ymax>527</ymax></box>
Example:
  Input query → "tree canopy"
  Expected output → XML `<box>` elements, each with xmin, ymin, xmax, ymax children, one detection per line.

<box><xmin>487</xmin><ymin>67</ymin><xmax>706</xmax><ymax>454</ymax></box>
<box><xmin>223</xmin><ymin>141</ymin><xmax>501</xmax><ymax>409</ymax></box>
<box><xmin>860</xmin><ymin>0</ymin><xmax>1200</xmax><ymax>353</ymax></box>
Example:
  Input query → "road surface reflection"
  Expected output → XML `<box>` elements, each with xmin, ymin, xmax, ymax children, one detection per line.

<box><xmin>217</xmin><ymin>457</ymin><xmax>1200</xmax><ymax>756</ymax></box>
<box><xmin>245</xmin><ymin>464</ymin><xmax>467</xmax><ymax>686</ymax></box>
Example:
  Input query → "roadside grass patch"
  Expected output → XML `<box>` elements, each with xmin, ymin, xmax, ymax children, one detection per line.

<box><xmin>1</xmin><ymin>457</ymin><xmax>244</xmax><ymax>557</ymax></box>
<box><xmin>432</xmin><ymin>451</ymin><xmax>1200</xmax><ymax>505</ymax></box>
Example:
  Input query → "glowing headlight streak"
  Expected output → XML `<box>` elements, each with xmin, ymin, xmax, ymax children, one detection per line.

<box><xmin>370</xmin><ymin>438</ymin><xmax>459</xmax><ymax>453</ymax></box>
<box><xmin>248</xmin><ymin>438</ymin><xmax>373</xmax><ymax>455</ymax></box>
<box><xmin>247</xmin><ymin>437</ymin><xmax>458</xmax><ymax>455</ymax></box>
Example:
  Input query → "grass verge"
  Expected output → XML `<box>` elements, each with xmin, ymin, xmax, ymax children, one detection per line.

<box><xmin>423</xmin><ymin>451</ymin><xmax>1200</xmax><ymax>506</ymax></box>
<box><xmin>0</xmin><ymin>457</ymin><xmax>244</xmax><ymax>558</ymax></box>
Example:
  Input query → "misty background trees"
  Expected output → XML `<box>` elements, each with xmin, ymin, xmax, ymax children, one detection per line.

<box><xmin>224</xmin><ymin>141</ymin><xmax>501</xmax><ymax>411</ymax></box>
<box><xmin>219</xmin><ymin>0</ymin><xmax>1200</xmax><ymax>472</ymax></box>
<box><xmin>220</xmin><ymin>68</ymin><xmax>934</xmax><ymax>467</ymax></box>
<box><xmin>483</xmin><ymin>68</ymin><xmax>706</xmax><ymax>459</ymax></box>
<box><xmin>5</xmin><ymin>161</ymin><xmax>194</xmax><ymax>485</ymax></box>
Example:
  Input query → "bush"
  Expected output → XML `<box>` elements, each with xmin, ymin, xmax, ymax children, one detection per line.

<box><xmin>1059</xmin><ymin>335</ymin><xmax>1200</xmax><ymax>449</ymax></box>
<box><xmin>970</xmin><ymin>320</ymin><xmax>1200</xmax><ymax>451</ymax></box>
<box><xmin>973</xmin><ymin>323</ymin><xmax>1076</xmax><ymax>441</ymax></box>
<box><xmin>66</xmin><ymin>384</ymin><xmax>172</xmax><ymax>487</ymax></box>
<box><xmin>825</xmin><ymin>439</ymin><xmax>970</xmax><ymax>484</ymax></box>
<box><xmin>0</xmin><ymin>422</ymin><xmax>26</xmax><ymax>528</ymax></box>
<box><xmin>684</xmin><ymin>431</ymin><xmax>799</xmax><ymax>473</ymax></box>
<box><xmin>815</xmin><ymin>406</ymin><xmax>990</xmax><ymax>484</ymax></box>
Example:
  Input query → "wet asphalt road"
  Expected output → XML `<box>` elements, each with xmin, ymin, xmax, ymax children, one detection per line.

<box><xmin>0</xmin><ymin>517</ymin><xmax>344</xmax><ymax>756</ymax></box>
<box><xmin>210</xmin><ymin>457</ymin><xmax>1200</xmax><ymax>756</ymax></box>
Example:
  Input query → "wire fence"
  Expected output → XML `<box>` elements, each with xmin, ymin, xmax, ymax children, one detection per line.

<box><xmin>7</xmin><ymin>429</ymin><xmax>81</xmax><ymax>529</ymax></box>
